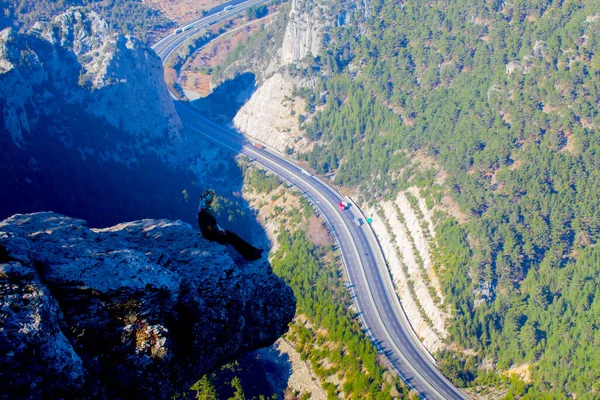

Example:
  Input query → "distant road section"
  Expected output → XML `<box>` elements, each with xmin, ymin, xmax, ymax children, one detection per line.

<box><xmin>153</xmin><ymin>4</ymin><xmax>469</xmax><ymax>398</ymax></box>
<box><xmin>176</xmin><ymin>105</ymin><xmax>468</xmax><ymax>400</ymax></box>
<box><xmin>152</xmin><ymin>0</ymin><xmax>270</xmax><ymax>63</ymax></box>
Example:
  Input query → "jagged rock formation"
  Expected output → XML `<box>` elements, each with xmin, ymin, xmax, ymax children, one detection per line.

<box><xmin>280</xmin><ymin>0</ymin><xmax>325</xmax><ymax>65</ymax></box>
<box><xmin>0</xmin><ymin>212</ymin><xmax>295</xmax><ymax>399</ymax></box>
<box><xmin>0</xmin><ymin>8</ymin><xmax>202</xmax><ymax>227</ymax></box>
<box><xmin>0</xmin><ymin>8</ymin><xmax>181</xmax><ymax>151</ymax></box>
<box><xmin>231</xmin><ymin>0</ymin><xmax>325</xmax><ymax>151</ymax></box>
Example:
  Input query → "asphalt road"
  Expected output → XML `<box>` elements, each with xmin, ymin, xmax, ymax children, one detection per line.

<box><xmin>175</xmin><ymin>105</ymin><xmax>468</xmax><ymax>400</ymax></box>
<box><xmin>152</xmin><ymin>3</ymin><xmax>469</xmax><ymax>397</ymax></box>
<box><xmin>152</xmin><ymin>0</ymin><xmax>271</xmax><ymax>63</ymax></box>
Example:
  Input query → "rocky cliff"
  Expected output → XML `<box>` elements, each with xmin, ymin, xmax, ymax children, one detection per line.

<box><xmin>0</xmin><ymin>8</ymin><xmax>181</xmax><ymax>152</ymax></box>
<box><xmin>0</xmin><ymin>8</ymin><xmax>197</xmax><ymax>226</ymax></box>
<box><xmin>280</xmin><ymin>0</ymin><xmax>325</xmax><ymax>66</ymax></box>
<box><xmin>233</xmin><ymin>72</ymin><xmax>312</xmax><ymax>153</ymax></box>
<box><xmin>231</xmin><ymin>0</ymin><xmax>325</xmax><ymax>151</ymax></box>
<box><xmin>233</xmin><ymin>0</ymin><xmax>370</xmax><ymax>151</ymax></box>
<box><xmin>0</xmin><ymin>212</ymin><xmax>295</xmax><ymax>399</ymax></box>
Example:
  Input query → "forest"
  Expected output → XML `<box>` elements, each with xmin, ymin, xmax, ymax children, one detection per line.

<box><xmin>292</xmin><ymin>0</ymin><xmax>600</xmax><ymax>397</ymax></box>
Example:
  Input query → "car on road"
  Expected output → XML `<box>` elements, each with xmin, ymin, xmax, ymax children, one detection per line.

<box><xmin>301</xmin><ymin>168</ymin><xmax>312</xmax><ymax>177</ymax></box>
<box><xmin>338</xmin><ymin>201</ymin><xmax>348</xmax><ymax>211</ymax></box>
<box><xmin>353</xmin><ymin>217</ymin><xmax>362</xmax><ymax>227</ymax></box>
<box><xmin>253</xmin><ymin>143</ymin><xmax>265</xmax><ymax>149</ymax></box>
<box><xmin>174</xmin><ymin>28</ymin><xmax>182</xmax><ymax>34</ymax></box>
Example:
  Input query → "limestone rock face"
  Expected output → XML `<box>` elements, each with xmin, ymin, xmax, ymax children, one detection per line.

<box><xmin>0</xmin><ymin>212</ymin><xmax>295</xmax><ymax>399</ymax></box>
<box><xmin>233</xmin><ymin>0</ymin><xmax>371</xmax><ymax>151</ymax></box>
<box><xmin>280</xmin><ymin>0</ymin><xmax>324</xmax><ymax>65</ymax></box>
<box><xmin>233</xmin><ymin>72</ymin><xmax>311</xmax><ymax>152</ymax></box>
<box><xmin>0</xmin><ymin>8</ymin><xmax>181</xmax><ymax>151</ymax></box>
<box><xmin>279</xmin><ymin>0</ymin><xmax>371</xmax><ymax>66</ymax></box>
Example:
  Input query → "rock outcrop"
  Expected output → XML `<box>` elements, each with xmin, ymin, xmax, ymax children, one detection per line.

<box><xmin>0</xmin><ymin>8</ymin><xmax>181</xmax><ymax>151</ymax></box>
<box><xmin>0</xmin><ymin>212</ymin><xmax>295</xmax><ymax>399</ymax></box>
<box><xmin>233</xmin><ymin>0</ymin><xmax>371</xmax><ymax>151</ymax></box>
<box><xmin>233</xmin><ymin>72</ymin><xmax>311</xmax><ymax>152</ymax></box>
<box><xmin>0</xmin><ymin>8</ymin><xmax>200</xmax><ymax>227</ymax></box>
<box><xmin>280</xmin><ymin>0</ymin><xmax>324</xmax><ymax>65</ymax></box>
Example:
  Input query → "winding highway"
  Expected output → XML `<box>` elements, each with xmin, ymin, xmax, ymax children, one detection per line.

<box><xmin>152</xmin><ymin>0</ymin><xmax>271</xmax><ymax>64</ymax></box>
<box><xmin>153</xmin><ymin>3</ymin><xmax>468</xmax><ymax>399</ymax></box>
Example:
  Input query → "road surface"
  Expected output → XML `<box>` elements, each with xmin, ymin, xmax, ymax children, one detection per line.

<box><xmin>152</xmin><ymin>0</ymin><xmax>271</xmax><ymax>63</ymax></box>
<box><xmin>175</xmin><ymin>105</ymin><xmax>468</xmax><ymax>400</ymax></box>
<box><xmin>152</xmin><ymin>3</ymin><xmax>468</xmax><ymax>398</ymax></box>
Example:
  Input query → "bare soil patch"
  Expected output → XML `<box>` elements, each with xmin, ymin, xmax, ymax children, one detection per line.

<box><xmin>143</xmin><ymin>0</ymin><xmax>229</xmax><ymax>25</ymax></box>
<box><xmin>306</xmin><ymin>215</ymin><xmax>332</xmax><ymax>247</ymax></box>
<box><xmin>180</xmin><ymin>13</ymin><xmax>278</xmax><ymax>96</ymax></box>
<box><xmin>180</xmin><ymin>72</ymin><xmax>212</xmax><ymax>97</ymax></box>
<box><xmin>561</xmin><ymin>130</ymin><xmax>577</xmax><ymax>154</ymax></box>
<box><xmin>504</xmin><ymin>363</ymin><xmax>532</xmax><ymax>384</ymax></box>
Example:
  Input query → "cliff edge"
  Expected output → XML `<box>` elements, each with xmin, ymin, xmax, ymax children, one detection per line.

<box><xmin>0</xmin><ymin>212</ymin><xmax>295</xmax><ymax>399</ymax></box>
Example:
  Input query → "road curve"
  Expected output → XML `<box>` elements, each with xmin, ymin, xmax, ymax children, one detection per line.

<box><xmin>175</xmin><ymin>104</ymin><xmax>468</xmax><ymax>400</ymax></box>
<box><xmin>152</xmin><ymin>0</ymin><xmax>271</xmax><ymax>63</ymax></box>
<box><xmin>151</xmin><ymin>4</ymin><xmax>468</xmax><ymax>398</ymax></box>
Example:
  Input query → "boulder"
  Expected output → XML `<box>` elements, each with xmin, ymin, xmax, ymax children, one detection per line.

<box><xmin>0</xmin><ymin>212</ymin><xmax>295</xmax><ymax>399</ymax></box>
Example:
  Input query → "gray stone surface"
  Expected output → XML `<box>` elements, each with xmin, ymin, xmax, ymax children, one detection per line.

<box><xmin>0</xmin><ymin>8</ymin><xmax>181</xmax><ymax>153</ymax></box>
<box><xmin>0</xmin><ymin>212</ymin><xmax>295</xmax><ymax>399</ymax></box>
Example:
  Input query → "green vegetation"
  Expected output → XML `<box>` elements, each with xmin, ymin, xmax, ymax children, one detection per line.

<box><xmin>245</xmin><ymin>168</ymin><xmax>281</xmax><ymax>194</ymax></box>
<box><xmin>246</xmin><ymin>5</ymin><xmax>268</xmax><ymax>20</ymax></box>
<box><xmin>189</xmin><ymin>361</ymin><xmax>279</xmax><ymax>400</ymax></box>
<box><xmin>188</xmin><ymin>168</ymin><xmax>407</xmax><ymax>398</ymax></box>
<box><xmin>292</xmin><ymin>0</ymin><xmax>600</xmax><ymax>396</ymax></box>
<box><xmin>212</xmin><ymin>5</ymin><xmax>289</xmax><ymax>83</ymax></box>
<box><xmin>271</xmin><ymin>205</ymin><xmax>406</xmax><ymax>399</ymax></box>
<box><xmin>1</xmin><ymin>0</ymin><xmax>174</xmax><ymax>42</ymax></box>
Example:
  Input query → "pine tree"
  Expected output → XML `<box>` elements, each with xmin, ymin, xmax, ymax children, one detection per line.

<box><xmin>192</xmin><ymin>375</ymin><xmax>216</xmax><ymax>400</ymax></box>
<box><xmin>228</xmin><ymin>377</ymin><xmax>245</xmax><ymax>400</ymax></box>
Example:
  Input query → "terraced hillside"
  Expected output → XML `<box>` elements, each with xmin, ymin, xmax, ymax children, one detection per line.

<box><xmin>367</xmin><ymin>188</ymin><xmax>450</xmax><ymax>353</ymax></box>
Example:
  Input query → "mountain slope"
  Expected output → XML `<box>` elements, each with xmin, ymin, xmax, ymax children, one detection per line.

<box><xmin>0</xmin><ymin>9</ymin><xmax>198</xmax><ymax>227</ymax></box>
<box><xmin>289</xmin><ymin>0</ymin><xmax>600</xmax><ymax>396</ymax></box>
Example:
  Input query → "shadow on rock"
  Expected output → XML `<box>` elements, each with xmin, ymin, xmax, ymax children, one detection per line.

<box><xmin>189</xmin><ymin>72</ymin><xmax>257</xmax><ymax>124</ymax></box>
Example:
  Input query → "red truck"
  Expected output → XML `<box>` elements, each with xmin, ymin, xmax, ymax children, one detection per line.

<box><xmin>253</xmin><ymin>143</ymin><xmax>265</xmax><ymax>149</ymax></box>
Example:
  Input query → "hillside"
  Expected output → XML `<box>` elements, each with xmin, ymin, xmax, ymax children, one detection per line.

<box><xmin>193</xmin><ymin>0</ymin><xmax>600</xmax><ymax>396</ymax></box>
<box><xmin>287</xmin><ymin>0</ymin><xmax>600</xmax><ymax>397</ymax></box>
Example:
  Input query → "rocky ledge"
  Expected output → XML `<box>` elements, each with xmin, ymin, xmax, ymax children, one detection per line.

<box><xmin>0</xmin><ymin>212</ymin><xmax>295</xmax><ymax>399</ymax></box>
